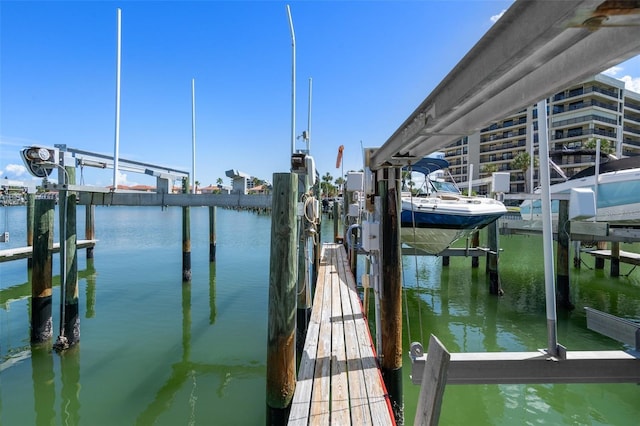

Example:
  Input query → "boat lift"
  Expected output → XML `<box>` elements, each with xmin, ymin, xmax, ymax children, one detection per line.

<box><xmin>358</xmin><ymin>0</ymin><xmax>640</xmax><ymax>423</ymax></box>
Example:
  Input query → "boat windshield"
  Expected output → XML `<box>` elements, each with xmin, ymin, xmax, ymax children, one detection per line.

<box><xmin>430</xmin><ymin>180</ymin><xmax>460</xmax><ymax>194</ymax></box>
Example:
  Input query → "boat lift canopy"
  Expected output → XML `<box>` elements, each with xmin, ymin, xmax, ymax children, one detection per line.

<box><xmin>369</xmin><ymin>0</ymin><xmax>640</xmax><ymax>170</ymax></box>
<box><xmin>403</xmin><ymin>157</ymin><xmax>449</xmax><ymax>176</ymax></box>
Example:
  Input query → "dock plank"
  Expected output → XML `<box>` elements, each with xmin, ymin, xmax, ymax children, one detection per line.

<box><xmin>288</xmin><ymin>256</ymin><xmax>327</xmax><ymax>425</ymax></box>
<box><xmin>288</xmin><ymin>243</ymin><xmax>394</xmax><ymax>426</ymax></box>
<box><xmin>330</xmin><ymin>253</ymin><xmax>350</xmax><ymax>425</ymax></box>
<box><xmin>337</xmin><ymin>245</ymin><xmax>393</xmax><ymax>424</ymax></box>
<box><xmin>0</xmin><ymin>240</ymin><xmax>97</xmax><ymax>263</ymax></box>
<box><xmin>336</xmin><ymin>246</ymin><xmax>372</xmax><ymax>425</ymax></box>
<box><xmin>309</xmin><ymin>251</ymin><xmax>332</xmax><ymax>424</ymax></box>
<box><xmin>587</xmin><ymin>249</ymin><xmax>640</xmax><ymax>266</ymax></box>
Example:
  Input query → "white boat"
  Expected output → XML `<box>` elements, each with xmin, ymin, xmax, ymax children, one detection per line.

<box><xmin>401</xmin><ymin>158</ymin><xmax>507</xmax><ymax>255</ymax></box>
<box><xmin>520</xmin><ymin>156</ymin><xmax>640</xmax><ymax>225</ymax></box>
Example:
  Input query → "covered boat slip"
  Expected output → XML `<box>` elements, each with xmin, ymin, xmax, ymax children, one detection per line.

<box><xmin>288</xmin><ymin>243</ymin><xmax>394</xmax><ymax>425</ymax></box>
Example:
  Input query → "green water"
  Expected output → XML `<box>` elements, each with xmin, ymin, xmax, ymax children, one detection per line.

<box><xmin>1</xmin><ymin>206</ymin><xmax>639</xmax><ymax>425</ymax></box>
<box><xmin>399</xmin><ymin>233</ymin><xmax>640</xmax><ymax>425</ymax></box>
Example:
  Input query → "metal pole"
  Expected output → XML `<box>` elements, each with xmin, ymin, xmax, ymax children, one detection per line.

<box><xmin>594</xmin><ymin>138</ymin><xmax>601</xmax><ymax>221</ymax></box>
<box><xmin>56</xmin><ymin>165</ymin><xmax>68</xmax><ymax>348</ymax></box>
<box><xmin>536</xmin><ymin>99</ymin><xmax>558</xmax><ymax>356</ymax></box>
<box><xmin>113</xmin><ymin>8</ymin><xmax>122</xmax><ymax>189</ymax></box>
<box><xmin>286</xmin><ymin>4</ymin><xmax>296</xmax><ymax>155</ymax></box>
<box><xmin>191</xmin><ymin>78</ymin><xmax>196</xmax><ymax>194</ymax></box>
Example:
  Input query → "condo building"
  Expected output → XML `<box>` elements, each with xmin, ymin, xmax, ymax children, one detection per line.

<box><xmin>440</xmin><ymin>73</ymin><xmax>640</xmax><ymax>195</ymax></box>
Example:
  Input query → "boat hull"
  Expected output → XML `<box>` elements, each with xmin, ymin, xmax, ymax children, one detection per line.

<box><xmin>519</xmin><ymin>167</ymin><xmax>640</xmax><ymax>225</ymax></box>
<box><xmin>400</xmin><ymin>197</ymin><xmax>506</xmax><ymax>254</ymax></box>
<box><xmin>401</xmin><ymin>227</ymin><xmax>477</xmax><ymax>255</ymax></box>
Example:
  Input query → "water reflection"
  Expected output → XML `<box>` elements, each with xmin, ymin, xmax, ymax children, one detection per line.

<box><xmin>209</xmin><ymin>263</ymin><xmax>216</xmax><ymax>325</ymax></box>
<box><xmin>401</xmin><ymin>236</ymin><xmax>640</xmax><ymax>425</ymax></box>
<box><xmin>135</xmin><ymin>260</ymin><xmax>265</xmax><ymax>425</ymax></box>
<box><xmin>0</xmin><ymin>266</ymin><xmax>96</xmax><ymax>312</ymax></box>
<box><xmin>31</xmin><ymin>344</ymin><xmax>55</xmax><ymax>426</ymax></box>
<box><xmin>3</xmin><ymin>207</ymin><xmax>272</xmax><ymax>425</ymax></box>
<box><xmin>85</xmin><ymin>259</ymin><xmax>96</xmax><ymax>318</ymax></box>
<box><xmin>136</xmin><ymin>282</ymin><xmax>193</xmax><ymax>425</ymax></box>
<box><xmin>60</xmin><ymin>346</ymin><xmax>81</xmax><ymax>426</ymax></box>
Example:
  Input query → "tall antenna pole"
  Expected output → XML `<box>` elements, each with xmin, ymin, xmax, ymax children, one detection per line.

<box><xmin>307</xmin><ymin>77</ymin><xmax>312</xmax><ymax>153</ymax></box>
<box><xmin>113</xmin><ymin>8</ymin><xmax>122</xmax><ymax>190</ymax></box>
<box><xmin>286</xmin><ymin>5</ymin><xmax>296</xmax><ymax>155</ymax></box>
<box><xmin>191</xmin><ymin>78</ymin><xmax>196</xmax><ymax>193</ymax></box>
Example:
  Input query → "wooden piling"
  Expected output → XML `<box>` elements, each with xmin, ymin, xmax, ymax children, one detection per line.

<box><xmin>611</xmin><ymin>241</ymin><xmax>620</xmax><ymax>277</ymax></box>
<box><xmin>471</xmin><ymin>231</ymin><xmax>480</xmax><ymax>268</ymax></box>
<box><xmin>333</xmin><ymin>200</ymin><xmax>341</xmax><ymax>243</ymax></box>
<box><xmin>85</xmin><ymin>205</ymin><xmax>95</xmax><ymax>259</ymax></box>
<box><xmin>486</xmin><ymin>220</ymin><xmax>502</xmax><ymax>295</ymax></box>
<box><xmin>209</xmin><ymin>206</ymin><xmax>217</xmax><ymax>262</ymax></box>
<box><xmin>312</xmin><ymin>181</ymin><xmax>321</xmax><ymax>290</ymax></box>
<box><xmin>26</xmin><ymin>192</ymin><xmax>35</xmax><ymax>268</ymax></box>
<box><xmin>266</xmin><ymin>173</ymin><xmax>298</xmax><ymax>424</ymax></box>
<box><xmin>182</xmin><ymin>179</ymin><xmax>191</xmax><ymax>282</ymax></box>
<box><xmin>59</xmin><ymin>166</ymin><xmax>80</xmax><ymax>347</ymax></box>
<box><xmin>312</xmin><ymin>223</ymin><xmax>320</xmax><ymax>290</ymax></box>
<box><xmin>573</xmin><ymin>241</ymin><xmax>582</xmax><ymax>268</ymax></box>
<box><xmin>31</xmin><ymin>198</ymin><xmax>55</xmax><ymax>343</ymax></box>
<box><xmin>296</xmin><ymin>174</ymin><xmax>311</xmax><ymax>362</ymax></box>
<box><xmin>349</xmin><ymin>223</ymin><xmax>358</xmax><ymax>278</ymax></box>
<box><xmin>556</xmin><ymin>200</ymin><xmax>573</xmax><ymax>309</ymax></box>
<box><xmin>379</xmin><ymin>167</ymin><xmax>404</xmax><ymax>423</ymax></box>
<box><xmin>442</xmin><ymin>256</ymin><xmax>450</xmax><ymax>267</ymax></box>
<box><xmin>595</xmin><ymin>241</ymin><xmax>607</xmax><ymax>269</ymax></box>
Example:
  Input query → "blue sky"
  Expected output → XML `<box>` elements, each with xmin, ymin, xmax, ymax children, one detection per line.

<box><xmin>2</xmin><ymin>1</ymin><xmax>640</xmax><ymax>188</ymax></box>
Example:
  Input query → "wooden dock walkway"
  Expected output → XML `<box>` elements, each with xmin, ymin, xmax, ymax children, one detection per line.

<box><xmin>288</xmin><ymin>243</ymin><xmax>395</xmax><ymax>426</ymax></box>
<box><xmin>586</xmin><ymin>249</ymin><xmax>640</xmax><ymax>266</ymax></box>
<box><xmin>0</xmin><ymin>240</ymin><xmax>97</xmax><ymax>263</ymax></box>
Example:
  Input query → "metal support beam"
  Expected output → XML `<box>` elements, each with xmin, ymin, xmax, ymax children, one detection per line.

<box><xmin>410</xmin><ymin>342</ymin><xmax>640</xmax><ymax>385</ymax></box>
<box><xmin>370</xmin><ymin>0</ymin><xmax>640</xmax><ymax>169</ymax></box>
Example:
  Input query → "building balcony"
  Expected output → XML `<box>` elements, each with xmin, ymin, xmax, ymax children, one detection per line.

<box><xmin>551</xmin><ymin>128</ymin><xmax>617</xmax><ymax>140</ymax></box>
<box><xmin>624</xmin><ymin>101</ymin><xmax>640</xmax><ymax>112</ymax></box>
<box><xmin>623</xmin><ymin>138</ymin><xmax>640</xmax><ymax>148</ymax></box>
<box><xmin>553</xmin><ymin>85</ymin><xmax>619</xmax><ymax>102</ymax></box>
<box><xmin>551</xmin><ymin>114</ymin><xmax>617</xmax><ymax>129</ymax></box>
<box><xmin>624</xmin><ymin>113</ymin><xmax>640</xmax><ymax>124</ymax></box>
<box><xmin>624</xmin><ymin>126</ymin><xmax>640</xmax><ymax>136</ymax></box>
<box><xmin>480</xmin><ymin>116</ymin><xmax>527</xmax><ymax>132</ymax></box>
<box><xmin>552</xmin><ymin>98</ymin><xmax>618</xmax><ymax>115</ymax></box>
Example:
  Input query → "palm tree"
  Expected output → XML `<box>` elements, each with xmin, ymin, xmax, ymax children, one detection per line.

<box><xmin>321</xmin><ymin>172</ymin><xmax>334</xmax><ymax>197</ymax></box>
<box><xmin>334</xmin><ymin>177</ymin><xmax>345</xmax><ymax>195</ymax></box>
<box><xmin>511</xmin><ymin>151</ymin><xmax>538</xmax><ymax>193</ymax></box>
<box><xmin>216</xmin><ymin>177</ymin><xmax>223</xmax><ymax>187</ymax></box>
<box><xmin>584</xmin><ymin>138</ymin><xmax>616</xmax><ymax>155</ymax></box>
<box><xmin>481</xmin><ymin>164</ymin><xmax>498</xmax><ymax>175</ymax></box>
<box><xmin>194</xmin><ymin>180</ymin><xmax>200</xmax><ymax>193</ymax></box>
